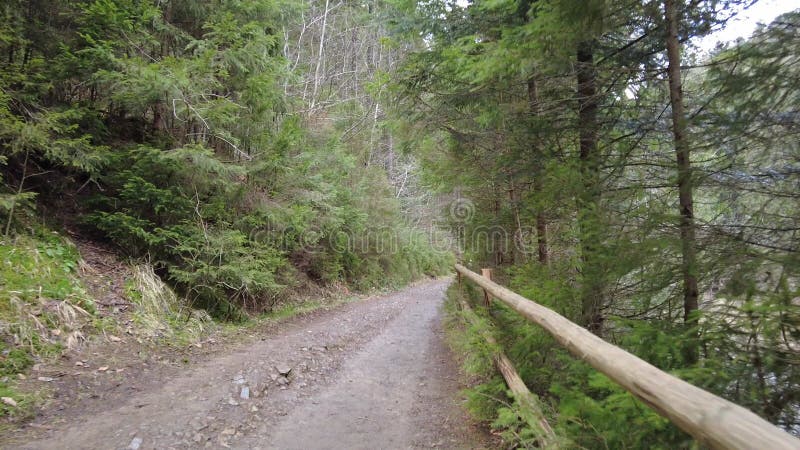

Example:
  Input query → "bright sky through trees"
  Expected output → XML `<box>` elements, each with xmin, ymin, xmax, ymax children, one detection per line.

<box><xmin>695</xmin><ymin>0</ymin><xmax>798</xmax><ymax>52</ymax></box>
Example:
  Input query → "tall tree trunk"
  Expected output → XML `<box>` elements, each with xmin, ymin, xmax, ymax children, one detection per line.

<box><xmin>665</xmin><ymin>0</ymin><xmax>700</xmax><ymax>362</ymax></box>
<box><xmin>527</xmin><ymin>76</ymin><xmax>549</xmax><ymax>265</ymax></box>
<box><xmin>310</xmin><ymin>0</ymin><xmax>330</xmax><ymax>112</ymax></box>
<box><xmin>576</xmin><ymin>40</ymin><xmax>603</xmax><ymax>335</ymax></box>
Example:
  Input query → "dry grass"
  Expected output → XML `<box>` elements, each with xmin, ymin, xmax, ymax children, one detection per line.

<box><xmin>128</xmin><ymin>264</ymin><xmax>212</xmax><ymax>345</ymax></box>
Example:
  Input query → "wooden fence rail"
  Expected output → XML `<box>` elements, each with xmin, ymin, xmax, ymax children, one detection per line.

<box><xmin>454</xmin><ymin>264</ymin><xmax>800</xmax><ymax>450</ymax></box>
<box><xmin>454</xmin><ymin>292</ymin><xmax>556</xmax><ymax>446</ymax></box>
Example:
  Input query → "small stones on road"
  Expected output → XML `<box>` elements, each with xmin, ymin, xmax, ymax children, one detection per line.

<box><xmin>17</xmin><ymin>281</ymin><xmax>460</xmax><ymax>450</ymax></box>
<box><xmin>191</xmin><ymin>419</ymin><xmax>209</xmax><ymax>431</ymax></box>
<box><xmin>127</xmin><ymin>437</ymin><xmax>143</xmax><ymax>450</ymax></box>
<box><xmin>1</xmin><ymin>397</ymin><xmax>18</xmax><ymax>407</ymax></box>
<box><xmin>276</xmin><ymin>364</ymin><xmax>292</xmax><ymax>376</ymax></box>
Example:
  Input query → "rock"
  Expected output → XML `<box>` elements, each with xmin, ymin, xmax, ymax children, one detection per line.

<box><xmin>276</xmin><ymin>364</ymin><xmax>292</xmax><ymax>376</ymax></box>
<box><xmin>1</xmin><ymin>397</ymin><xmax>17</xmax><ymax>407</ymax></box>
<box><xmin>221</xmin><ymin>428</ymin><xmax>235</xmax><ymax>436</ymax></box>
<box><xmin>276</xmin><ymin>377</ymin><xmax>289</xmax><ymax>386</ymax></box>
<box><xmin>193</xmin><ymin>433</ymin><xmax>205</xmax><ymax>443</ymax></box>
<box><xmin>127</xmin><ymin>437</ymin><xmax>143</xmax><ymax>450</ymax></box>
<box><xmin>97</xmin><ymin>366</ymin><xmax>109</xmax><ymax>372</ymax></box>
<box><xmin>269</xmin><ymin>373</ymin><xmax>278</xmax><ymax>381</ymax></box>
<box><xmin>228</xmin><ymin>398</ymin><xmax>239</xmax><ymax>406</ymax></box>
<box><xmin>109</xmin><ymin>335</ymin><xmax>122</xmax><ymax>342</ymax></box>
<box><xmin>240</xmin><ymin>386</ymin><xmax>250</xmax><ymax>400</ymax></box>
<box><xmin>37</xmin><ymin>376</ymin><xmax>54</xmax><ymax>382</ymax></box>
<box><xmin>232</xmin><ymin>374</ymin><xmax>245</xmax><ymax>385</ymax></box>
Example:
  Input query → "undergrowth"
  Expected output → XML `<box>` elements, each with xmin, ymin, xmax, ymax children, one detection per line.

<box><xmin>444</xmin><ymin>282</ymin><xmax>578</xmax><ymax>449</ymax></box>
<box><xmin>443</xmin><ymin>283</ymin><xmax>545</xmax><ymax>448</ymax></box>
<box><xmin>124</xmin><ymin>264</ymin><xmax>214</xmax><ymax>347</ymax></box>
<box><xmin>445</xmin><ymin>275</ymin><xmax>700</xmax><ymax>449</ymax></box>
<box><xmin>0</xmin><ymin>231</ymin><xmax>94</xmax><ymax>417</ymax></box>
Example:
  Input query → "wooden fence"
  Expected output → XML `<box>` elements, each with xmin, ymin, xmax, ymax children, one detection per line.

<box><xmin>454</xmin><ymin>264</ymin><xmax>800</xmax><ymax>450</ymax></box>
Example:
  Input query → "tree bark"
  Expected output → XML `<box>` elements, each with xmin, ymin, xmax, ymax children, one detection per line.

<box><xmin>576</xmin><ymin>40</ymin><xmax>603</xmax><ymax>334</ymax></box>
<box><xmin>664</xmin><ymin>0</ymin><xmax>700</xmax><ymax>362</ymax></box>
<box><xmin>527</xmin><ymin>76</ymin><xmax>549</xmax><ymax>265</ymax></box>
<box><xmin>310</xmin><ymin>0</ymin><xmax>330</xmax><ymax>113</ymax></box>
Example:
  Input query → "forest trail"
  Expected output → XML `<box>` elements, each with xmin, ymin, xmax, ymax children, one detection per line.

<box><xmin>10</xmin><ymin>280</ymin><xmax>491</xmax><ymax>450</ymax></box>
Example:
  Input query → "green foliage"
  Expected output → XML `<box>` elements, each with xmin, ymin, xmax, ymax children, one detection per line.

<box><xmin>1</xmin><ymin>0</ymin><xmax>450</xmax><ymax>322</ymax></box>
<box><xmin>0</xmin><ymin>231</ymin><xmax>95</xmax><ymax>417</ymax></box>
<box><xmin>551</xmin><ymin>360</ymin><xmax>690</xmax><ymax>449</ymax></box>
<box><xmin>1</xmin><ymin>232</ymin><xmax>93</xmax><ymax>313</ymax></box>
<box><xmin>444</xmin><ymin>284</ymin><xmax>568</xmax><ymax>448</ymax></box>
<box><xmin>393</xmin><ymin>0</ymin><xmax>800</xmax><ymax>446</ymax></box>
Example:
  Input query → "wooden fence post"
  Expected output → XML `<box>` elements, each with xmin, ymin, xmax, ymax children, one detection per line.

<box><xmin>481</xmin><ymin>268</ymin><xmax>493</xmax><ymax>307</ymax></box>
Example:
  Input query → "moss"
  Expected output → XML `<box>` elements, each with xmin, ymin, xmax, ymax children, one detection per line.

<box><xmin>1</xmin><ymin>232</ymin><xmax>93</xmax><ymax>311</ymax></box>
<box><xmin>0</xmin><ymin>346</ymin><xmax>33</xmax><ymax>376</ymax></box>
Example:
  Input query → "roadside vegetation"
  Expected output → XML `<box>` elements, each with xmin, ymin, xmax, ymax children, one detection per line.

<box><xmin>0</xmin><ymin>0</ymin><xmax>450</xmax><ymax>421</ymax></box>
<box><xmin>402</xmin><ymin>1</ymin><xmax>800</xmax><ymax>447</ymax></box>
<box><xmin>3</xmin><ymin>0</ymin><xmax>797</xmax><ymax>447</ymax></box>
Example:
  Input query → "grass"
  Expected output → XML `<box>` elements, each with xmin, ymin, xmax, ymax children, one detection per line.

<box><xmin>0</xmin><ymin>231</ymin><xmax>94</xmax><ymax>418</ymax></box>
<box><xmin>124</xmin><ymin>264</ymin><xmax>214</xmax><ymax>347</ymax></box>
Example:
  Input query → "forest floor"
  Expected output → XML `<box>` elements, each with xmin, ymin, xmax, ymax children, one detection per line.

<box><xmin>3</xmin><ymin>279</ymin><xmax>494</xmax><ymax>449</ymax></box>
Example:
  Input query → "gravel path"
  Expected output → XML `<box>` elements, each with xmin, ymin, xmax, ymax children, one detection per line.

<box><xmin>12</xmin><ymin>279</ymin><xmax>491</xmax><ymax>450</ymax></box>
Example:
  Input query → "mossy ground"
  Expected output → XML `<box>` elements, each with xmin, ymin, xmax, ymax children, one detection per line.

<box><xmin>0</xmin><ymin>231</ymin><xmax>91</xmax><ymax>418</ymax></box>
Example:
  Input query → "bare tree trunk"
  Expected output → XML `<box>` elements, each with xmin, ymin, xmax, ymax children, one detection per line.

<box><xmin>576</xmin><ymin>40</ymin><xmax>603</xmax><ymax>335</ymax></box>
<box><xmin>310</xmin><ymin>0</ymin><xmax>330</xmax><ymax>112</ymax></box>
<box><xmin>665</xmin><ymin>0</ymin><xmax>699</xmax><ymax>362</ymax></box>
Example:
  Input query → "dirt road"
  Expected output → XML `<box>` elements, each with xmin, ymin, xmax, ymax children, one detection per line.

<box><xmin>11</xmin><ymin>280</ymin><xmax>491</xmax><ymax>449</ymax></box>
